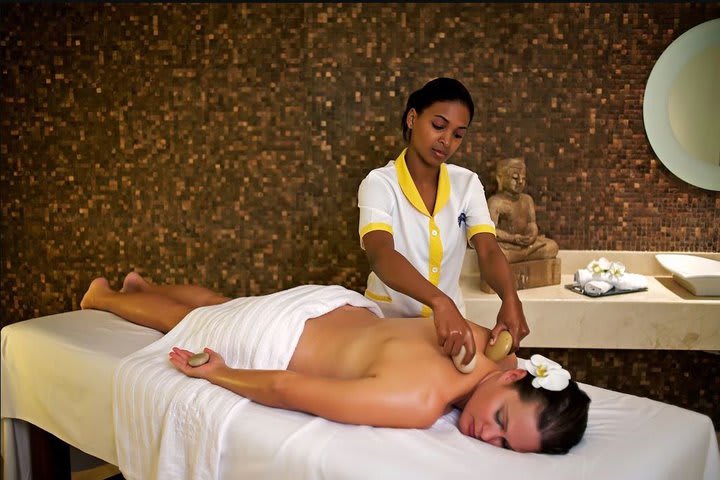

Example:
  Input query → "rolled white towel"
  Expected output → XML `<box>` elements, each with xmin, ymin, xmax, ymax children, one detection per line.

<box><xmin>612</xmin><ymin>272</ymin><xmax>648</xmax><ymax>291</ymax></box>
<box><xmin>584</xmin><ymin>280</ymin><xmax>613</xmax><ymax>296</ymax></box>
<box><xmin>574</xmin><ymin>269</ymin><xmax>591</xmax><ymax>286</ymax></box>
<box><xmin>574</xmin><ymin>269</ymin><xmax>612</xmax><ymax>287</ymax></box>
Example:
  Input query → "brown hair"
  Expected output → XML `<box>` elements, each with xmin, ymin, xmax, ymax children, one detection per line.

<box><xmin>511</xmin><ymin>375</ymin><xmax>591</xmax><ymax>454</ymax></box>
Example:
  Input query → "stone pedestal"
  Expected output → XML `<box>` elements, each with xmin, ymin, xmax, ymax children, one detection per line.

<box><xmin>480</xmin><ymin>257</ymin><xmax>561</xmax><ymax>294</ymax></box>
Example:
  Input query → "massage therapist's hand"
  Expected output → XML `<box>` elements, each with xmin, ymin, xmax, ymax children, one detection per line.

<box><xmin>490</xmin><ymin>296</ymin><xmax>529</xmax><ymax>354</ymax></box>
<box><xmin>169</xmin><ymin>347</ymin><xmax>225</xmax><ymax>380</ymax></box>
<box><xmin>431</xmin><ymin>296</ymin><xmax>476</xmax><ymax>366</ymax></box>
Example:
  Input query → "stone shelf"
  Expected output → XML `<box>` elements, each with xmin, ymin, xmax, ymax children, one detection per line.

<box><xmin>460</xmin><ymin>250</ymin><xmax>720</xmax><ymax>350</ymax></box>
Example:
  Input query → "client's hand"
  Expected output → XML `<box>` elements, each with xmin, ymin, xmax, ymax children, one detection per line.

<box><xmin>169</xmin><ymin>347</ymin><xmax>225</xmax><ymax>379</ymax></box>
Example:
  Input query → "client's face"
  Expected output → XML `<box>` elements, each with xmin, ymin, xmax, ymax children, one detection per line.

<box><xmin>458</xmin><ymin>370</ymin><xmax>542</xmax><ymax>453</ymax></box>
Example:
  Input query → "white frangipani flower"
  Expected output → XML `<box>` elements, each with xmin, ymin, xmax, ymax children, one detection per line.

<box><xmin>525</xmin><ymin>354</ymin><xmax>571</xmax><ymax>391</ymax></box>
<box><xmin>608</xmin><ymin>261</ymin><xmax>626</xmax><ymax>277</ymax></box>
<box><xmin>587</xmin><ymin>257</ymin><xmax>611</xmax><ymax>274</ymax></box>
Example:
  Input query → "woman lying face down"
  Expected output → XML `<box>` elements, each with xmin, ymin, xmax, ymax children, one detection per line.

<box><xmin>170</xmin><ymin>343</ymin><xmax>589</xmax><ymax>454</ymax></box>
<box><xmin>81</xmin><ymin>274</ymin><xmax>590</xmax><ymax>454</ymax></box>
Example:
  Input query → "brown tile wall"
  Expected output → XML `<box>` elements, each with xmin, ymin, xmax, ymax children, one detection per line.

<box><xmin>2</xmin><ymin>4</ymin><xmax>718</xmax><ymax>425</ymax></box>
<box><xmin>524</xmin><ymin>348</ymin><xmax>720</xmax><ymax>429</ymax></box>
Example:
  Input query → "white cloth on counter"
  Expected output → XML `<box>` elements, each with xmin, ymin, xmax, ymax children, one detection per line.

<box><xmin>583</xmin><ymin>280</ymin><xmax>614</xmax><ymax>296</ymax></box>
<box><xmin>113</xmin><ymin>284</ymin><xmax>383</xmax><ymax>480</ymax></box>
<box><xmin>612</xmin><ymin>273</ymin><xmax>649</xmax><ymax>290</ymax></box>
<box><xmin>574</xmin><ymin>269</ymin><xmax>648</xmax><ymax>292</ymax></box>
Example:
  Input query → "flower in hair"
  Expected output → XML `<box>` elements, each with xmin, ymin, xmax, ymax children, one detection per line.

<box><xmin>525</xmin><ymin>355</ymin><xmax>571</xmax><ymax>391</ymax></box>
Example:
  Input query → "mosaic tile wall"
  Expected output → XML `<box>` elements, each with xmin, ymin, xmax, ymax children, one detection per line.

<box><xmin>2</xmin><ymin>4</ymin><xmax>718</xmax><ymax>424</ymax></box>
<box><xmin>523</xmin><ymin>348</ymin><xmax>720</xmax><ymax>428</ymax></box>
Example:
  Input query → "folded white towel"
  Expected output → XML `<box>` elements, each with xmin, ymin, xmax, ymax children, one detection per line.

<box><xmin>583</xmin><ymin>280</ymin><xmax>614</xmax><ymax>296</ymax></box>
<box><xmin>574</xmin><ymin>269</ymin><xmax>611</xmax><ymax>287</ymax></box>
<box><xmin>113</xmin><ymin>284</ymin><xmax>383</xmax><ymax>480</ymax></box>
<box><xmin>575</xmin><ymin>268</ymin><xmax>648</xmax><ymax>292</ymax></box>
<box><xmin>612</xmin><ymin>272</ymin><xmax>648</xmax><ymax>291</ymax></box>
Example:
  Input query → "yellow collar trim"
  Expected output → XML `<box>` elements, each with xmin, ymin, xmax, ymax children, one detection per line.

<box><xmin>394</xmin><ymin>148</ymin><xmax>450</xmax><ymax>217</ymax></box>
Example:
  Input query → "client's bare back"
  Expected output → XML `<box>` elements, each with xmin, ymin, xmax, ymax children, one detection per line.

<box><xmin>290</xmin><ymin>306</ymin><xmax>499</xmax><ymax>401</ymax></box>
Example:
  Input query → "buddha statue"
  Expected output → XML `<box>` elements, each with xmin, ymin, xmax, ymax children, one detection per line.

<box><xmin>488</xmin><ymin>158</ymin><xmax>559</xmax><ymax>264</ymax></box>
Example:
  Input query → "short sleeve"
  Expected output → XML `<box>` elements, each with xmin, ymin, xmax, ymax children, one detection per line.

<box><xmin>464</xmin><ymin>174</ymin><xmax>496</xmax><ymax>240</ymax></box>
<box><xmin>357</xmin><ymin>173</ymin><xmax>394</xmax><ymax>250</ymax></box>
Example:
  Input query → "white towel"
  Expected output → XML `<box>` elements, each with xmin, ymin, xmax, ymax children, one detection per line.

<box><xmin>583</xmin><ymin>280</ymin><xmax>613</xmax><ymax>296</ymax></box>
<box><xmin>574</xmin><ymin>269</ymin><xmax>648</xmax><ymax>292</ymax></box>
<box><xmin>612</xmin><ymin>272</ymin><xmax>648</xmax><ymax>291</ymax></box>
<box><xmin>574</xmin><ymin>269</ymin><xmax>611</xmax><ymax>286</ymax></box>
<box><xmin>113</xmin><ymin>284</ymin><xmax>383</xmax><ymax>480</ymax></box>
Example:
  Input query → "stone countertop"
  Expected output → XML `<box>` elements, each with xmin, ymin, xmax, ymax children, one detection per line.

<box><xmin>460</xmin><ymin>250</ymin><xmax>720</xmax><ymax>350</ymax></box>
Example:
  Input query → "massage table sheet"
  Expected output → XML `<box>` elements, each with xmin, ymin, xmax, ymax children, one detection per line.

<box><xmin>1</xmin><ymin>310</ymin><xmax>163</xmax><ymax>464</ymax></box>
<box><xmin>2</xmin><ymin>309</ymin><xmax>719</xmax><ymax>480</ymax></box>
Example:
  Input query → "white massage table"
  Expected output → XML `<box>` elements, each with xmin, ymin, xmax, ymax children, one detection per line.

<box><xmin>2</xmin><ymin>309</ymin><xmax>719</xmax><ymax>480</ymax></box>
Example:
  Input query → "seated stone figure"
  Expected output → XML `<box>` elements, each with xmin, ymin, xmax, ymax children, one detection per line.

<box><xmin>488</xmin><ymin>158</ymin><xmax>559</xmax><ymax>264</ymax></box>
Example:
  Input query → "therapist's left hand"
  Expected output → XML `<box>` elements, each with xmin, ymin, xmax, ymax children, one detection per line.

<box><xmin>490</xmin><ymin>296</ymin><xmax>529</xmax><ymax>354</ymax></box>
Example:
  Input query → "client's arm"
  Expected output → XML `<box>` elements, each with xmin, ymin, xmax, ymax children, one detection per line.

<box><xmin>169</xmin><ymin>347</ymin><xmax>446</xmax><ymax>429</ymax></box>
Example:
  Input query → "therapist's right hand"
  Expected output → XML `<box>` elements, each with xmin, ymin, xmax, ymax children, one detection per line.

<box><xmin>431</xmin><ymin>296</ymin><xmax>476</xmax><ymax>366</ymax></box>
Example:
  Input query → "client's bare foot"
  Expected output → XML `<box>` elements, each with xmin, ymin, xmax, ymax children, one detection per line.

<box><xmin>121</xmin><ymin>272</ymin><xmax>150</xmax><ymax>294</ymax></box>
<box><xmin>80</xmin><ymin>277</ymin><xmax>112</xmax><ymax>310</ymax></box>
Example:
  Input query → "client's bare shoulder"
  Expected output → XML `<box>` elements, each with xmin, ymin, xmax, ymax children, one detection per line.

<box><xmin>367</xmin><ymin>320</ymin><xmax>503</xmax><ymax>409</ymax></box>
<box><xmin>289</xmin><ymin>307</ymin><xmax>508</xmax><ymax>429</ymax></box>
<box><xmin>467</xmin><ymin>321</ymin><xmax>518</xmax><ymax>371</ymax></box>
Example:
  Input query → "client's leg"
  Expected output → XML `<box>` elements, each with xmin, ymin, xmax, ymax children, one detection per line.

<box><xmin>81</xmin><ymin>277</ymin><xmax>194</xmax><ymax>333</ymax></box>
<box><xmin>121</xmin><ymin>272</ymin><xmax>230</xmax><ymax>308</ymax></box>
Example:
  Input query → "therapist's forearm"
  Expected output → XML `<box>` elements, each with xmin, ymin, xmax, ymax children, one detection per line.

<box><xmin>477</xmin><ymin>245</ymin><xmax>520</xmax><ymax>302</ymax></box>
<box><xmin>368</xmin><ymin>247</ymin><xmax>450</xmax><ymax>309</ymax></box>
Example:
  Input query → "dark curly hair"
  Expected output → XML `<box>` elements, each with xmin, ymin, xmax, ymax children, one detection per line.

<box><xmin>511</xmin><ymin>375</ymin><xmax>591</xmax><ymax>454</ymax></box>
<box><xmin>401</xmin><ymin>77</ymin><xmax>475</xmax><ymax>142</ymax></box>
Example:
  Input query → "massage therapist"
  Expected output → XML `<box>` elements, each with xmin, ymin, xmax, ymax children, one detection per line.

<box><xmin>357</xmin><ymin>77</ymin><xmax>529</xmax><ymax>368</ymax></box>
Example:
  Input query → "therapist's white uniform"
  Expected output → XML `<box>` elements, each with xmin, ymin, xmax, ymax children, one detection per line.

<box><xmin>358</xmin><ymin>148</ymin><xmax>496</xmax><ymax>318</ymax></box>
